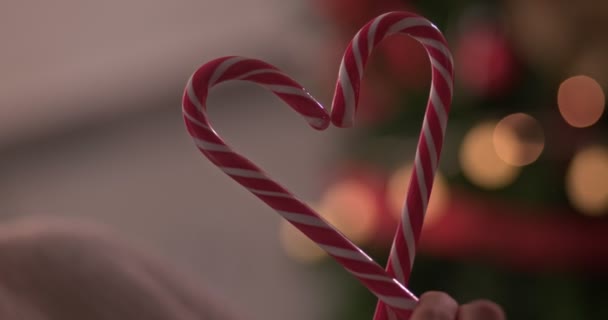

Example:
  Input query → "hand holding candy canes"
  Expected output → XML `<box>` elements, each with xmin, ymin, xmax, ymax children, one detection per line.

<box><xmin>183</xmin><ymin>11</ymin><xmax>454</xmax><ymax>320</ymax></box>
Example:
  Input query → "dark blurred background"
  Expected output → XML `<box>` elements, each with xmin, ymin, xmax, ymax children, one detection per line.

<box><xmin>1</xmin><ymin>0</ymin><xmax>607</xmax><ymax>320</ymax></box>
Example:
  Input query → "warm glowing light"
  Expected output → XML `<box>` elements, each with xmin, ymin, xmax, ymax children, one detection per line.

<box><xmin>566</xmin><ymin>145</ymin><xmax>608</xmax><ymax>216</ymax></box>
<box><xmin>557</xmin><ymin>75</ymin><xmax>605</xmax><ymax>128</ymax></box>
<box><xmin>279</xmin><ymin>219</ymin><xmax>326</xmax><ymax>264</ymax></box>
<box><xmin>320</xmin><ymin>179</ymin><xmax>379</xmax><ymax>245</ymax></box>
<box><xmin>460</xmin><ymin>122</ymin><xmax>520</xmax><ymax>189</ymax></box>
<box><xmin>493</xmin><ymin>113</ymin><xmax>545</xmax><ymax>166</ymax></box>
<box><xmin>387</xmin><ymin>164</ymin><xmax>449</xmax><ymax>228</ymax></box>
<box><xmin>278</xmin><ymin>179</ymin><xmax>379</xmax><ymax>264</ymax></box>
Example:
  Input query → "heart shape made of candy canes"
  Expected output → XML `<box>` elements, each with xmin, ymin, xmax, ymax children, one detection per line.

<box><xmin>182</xmin><ymin>11</ymin><xmax>453</xmax><ymax>320</ymax></box>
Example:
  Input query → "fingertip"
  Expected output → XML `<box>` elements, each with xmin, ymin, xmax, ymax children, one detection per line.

<box><xmin>458</xmin><ymin>299</ymin><xmax>505</xmax><ymax>320</ymax></box>
<box><xmin>412</xmin><ymin>291</ymin><xmax>458</xmax><ymax>320</ymax></box>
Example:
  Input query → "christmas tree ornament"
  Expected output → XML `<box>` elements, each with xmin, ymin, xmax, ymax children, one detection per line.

<box><xmin>182</xmin><ymin>11</ymin><xmax>453</xmax><ymax>319</ymax></box>
<box><xmin>312</xmin><ymin>0</ymin><xmax>409</xmax><ymax>35</ymax></box>
<box><xmin>455</xmin><ymin>24</ymin><xmax>516</xmax><ymax>97</ymax></box>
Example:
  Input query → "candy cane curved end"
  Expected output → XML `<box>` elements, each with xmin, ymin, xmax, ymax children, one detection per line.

<box><xmin>330</xmin><ymin>11</ymin><xmax>454</xmax><ymax>128</ymax></box>
<box><xmin>187</xmin><ymin>56</ymin><xmax>331</xmax><ymax>131</ymax></box>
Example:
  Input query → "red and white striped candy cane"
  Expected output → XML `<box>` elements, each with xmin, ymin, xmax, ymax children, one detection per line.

<box><xmin>331</xmin><ymin>12</ymin><xmax>454</xmax><ymax>320</ymax></box>
<box><xmin>182</xmin><ymin>56</ymin><xmax>418</xmax><ymax>319</ymax></box>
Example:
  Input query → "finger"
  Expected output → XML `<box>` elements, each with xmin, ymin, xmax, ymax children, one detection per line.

<box><xmin>411</xmin><ymin>291</ymin><xmax>459</xmax><ymax>320</ymax></box>
<box><xmin>457</xmin><ymin>299</ymin><xmax>505</xmax><ymax>320</ymax></box>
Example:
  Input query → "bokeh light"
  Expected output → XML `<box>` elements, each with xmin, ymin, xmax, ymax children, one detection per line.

<box><xmin>460</xmin><ymin>121</ymin><xmax>520</xmax><ymax>189</ymax></box>
<box><xmin>387</xmin><ymin>164</ymin><xmax>449</xmax><ymax>228</ymax></box>
<box><xmin>279</xmin><ymin>219</ymin><xmax>326</xmax><ymax>264</ymax></box>
<box><xmin>278</xmin><ymin>179</ymin><xmax>379</xmax><ymax>263</ymax></box>
<box><xmin>320</xmin><ymin>179</ymin><xmax>379</xmax><ymax>244</ymax></box>
<box><xmin>557</xmin><ymin>75</ymin><xmax>605</xmax><ymax>128</ymax></box>
<box><xmin>566</xmin><ymin>145</ymin><xmax>608</xmax><ymax>216</ymax></box>
<box><xmin>456</xmin><ymin>25</ymin><xmax>516</xmax><ymax>96</ymax></box>
<box><xmin>493</xmin><ymin>113</ymin><xmax>545</xmax><ymax>166</ymax></box>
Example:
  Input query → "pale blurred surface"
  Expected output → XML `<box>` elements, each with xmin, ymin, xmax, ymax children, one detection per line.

<box><xmin>0</xmin><ymin>1</ymin><xmax>339</xmax><ymax>319</ymax></box>
<box><xmin>0</xmin><ymin>0</ymin><xmax>324</xmax><ymax>146</ymax></box>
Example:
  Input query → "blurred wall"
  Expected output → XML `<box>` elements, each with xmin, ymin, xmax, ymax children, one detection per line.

<box><xmin>0</xmin><ymin>1</ymin><xmax>340</xmax><ymax>319</ymax></box>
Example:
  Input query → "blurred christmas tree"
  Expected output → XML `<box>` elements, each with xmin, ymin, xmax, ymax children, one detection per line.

<box><xmin>279</xmin><ymin>0</ymin><xmax>608</xmax><ymax>319</ymax></box>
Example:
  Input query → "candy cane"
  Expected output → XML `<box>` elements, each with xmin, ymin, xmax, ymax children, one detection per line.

<box><xmin>182</xmin><ymin>56</ymin><xmax>418</xmax><ymax>318</ymax></box>
<box><xmin>331</xmin><ymin>12</ymin><xmax>454</xmax><ymax>320</ymax></box>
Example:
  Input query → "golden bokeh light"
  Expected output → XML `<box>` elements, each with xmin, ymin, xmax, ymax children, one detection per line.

<box><xmin>557</xmin><ymin>75</ymin><xmax>605</xmax><ymax>128</ymax></box>
<box><xmin>278</xmin><ymin>179</ymin><xmax>379</xmax><ymax>264</ymax></box>
<box><xmin>493</xmin><ymin>113</ymin><xmax>545</xmax><ymax>166</ymax></box>
<box><xmin>320</xmin><ymin>179</ymin><xmax>379</xmax><ymax>244</ymax></box>
<box><xmin>566</xmin><ymin>145</ymin><xmax>608</xmax><ymax>216</ymax></box>
<box><xmin>279</xmin><ymin>219</ymin><xmax>326</xmax><ymax>264</ymax></box>
<box><xmin>460</xmin><ymin>122</ymin><xmax>520</xmax><ymax>189</ymax></box>
<box><xmin>387</xmin><ymin>164</ymin><xmax>449</xmax><ymax>228</ymax></box>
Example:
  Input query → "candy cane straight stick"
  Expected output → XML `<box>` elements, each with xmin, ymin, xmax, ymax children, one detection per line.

<box><xmin>331</xmin><ymin>12</ymin><xmax>454</xmax><ymax>320</ymax></box>
<box><xmin>182</xmin><ymin>57</ymin><xmax>418</xmax><ymax>318</ymax></box>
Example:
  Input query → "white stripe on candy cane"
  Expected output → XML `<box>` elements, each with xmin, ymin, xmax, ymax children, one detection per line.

<box><xmin>186</xmin><ymin>77</ymin><xmax>207</xmax><ymax>116</ymax></box>
<box><xmin>277</xmin><ymin>211</ymin><xmax>330</xmax><ymax>228</ymax></box>
<box><xmin>337</xmin><ymin>58</ymin><xmax>356</xmax><ymax>126</ymax></box>
<box><xmin>266</xmin><ymin>84</ymin><xmax>314</xmax><ymax>98</ymax></box>
<box><xmin>401</xmin><ymin>205</ymin><xmax>418</xmax><ymax>270</ymax></box>
<box><xmin>352</xmin><ymin>32</ymin><xmax>364</xmax><ymax>78</ymax></box>
<box><xmin>430</xmin><ymin>86</ymin><xmax>448</xmax><ymax>134</ymax></box>
<box><xmin>221</xmin><ymin>167</ymin><xmax>267</xmax><ymax>179</ymax></box>
<box><xmin>234</xmin><ymin>68</ymin><xmax>282</xmax><ymax>80</ymax></box>
<box><xmin>249</xmin><ymin>189</ymin><xmax>293</xmax><ymax>198</ymax></box>
<box><xmin>209</xmin><ymin>56</ymin><xmax>244</xmax><ymax>85</ymax></box>
<box><xmin>428</xmin><ymin>56</ymin><xmax>453</xmax><ymax>94</ymax></box>
<box><xmin>346</xmin><ymin>269</ymin><xmax>398</xmax><ymax>283</ymax></box>
<box><xmin>423</xmin><ymin>122</ymin><xmax>438</xmax><ymax>170</ymax></box>
<box><xmin>389</xmin><ymin>245</ymin><xmax>406</xmax><ymax>284</ymax></box>
<box><xmin>414</xmin><ymin>154</ymin><xmax>429</xmax><ymax>214</ymax></box>
<box><xmin>318</xmin><ymin>244</ymin><xmax>372</xmax><ymax>262</ymax></box>
<box><xmin>183</xmin><ymin>108</ymin><xmax>211</xmax><ymax>131</ymax></box>
<box><xmin>194</xmin><ymin>138</ymin><xmax>231</xmax><ymax>152</ymax></box>
<box><xmin>386</xmin><ymin>17</ymin><xmax>432</xmax><ymax>35</ymax></box>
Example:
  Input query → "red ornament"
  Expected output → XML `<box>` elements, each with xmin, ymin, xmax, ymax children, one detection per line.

<box><xmin>313</xmin><ymin>0</ymin><xmax>410</xmax><ymax>34</ymax></box>
<box><xmin>356</xmin><ymin>69</ymin><xmax>401</xmax><ymax>125</ymax></box>
<box><xmin>320</xmin><ymin>164</ymin><xmax>402</xmax><ymax>246</ymax></box>
<box><xmin>380</xmin><ymin>34</ymin><xmax>431</xmax><ymax>90</ymax></box>
<box><xmin>455</xmin><ymin>25</ymin><xmax>517</xmax><ymax>96</ymax></box>
<box><xmin>419</xmin><ymin>190</ymin><xmax>608</xmax><ymax>272</ymax></box>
